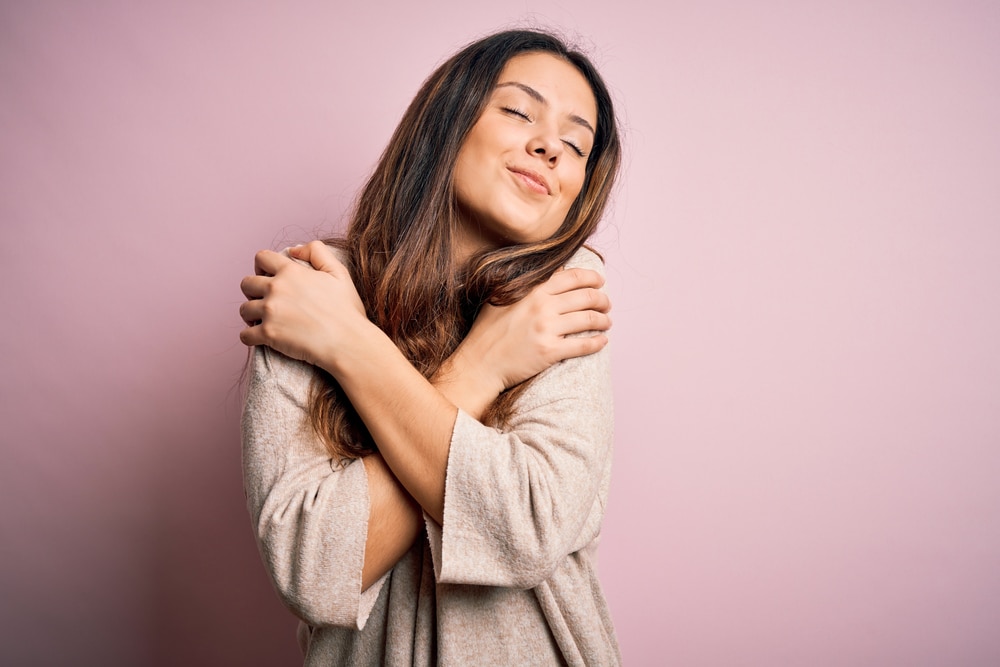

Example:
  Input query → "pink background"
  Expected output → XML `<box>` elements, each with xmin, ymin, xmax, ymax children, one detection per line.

<box><xmin>2</xmin><ymin>2</ymin><xmax>999</xmax><ymax>665</ymax></box>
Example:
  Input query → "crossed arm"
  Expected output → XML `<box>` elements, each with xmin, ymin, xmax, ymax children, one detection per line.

<box><xmin>239</xmin><ymin>241</ymin><xmax>611</xmax><ymax>589</ymax></box>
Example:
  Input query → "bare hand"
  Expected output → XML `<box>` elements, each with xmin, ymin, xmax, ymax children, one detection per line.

<box><xmin>448</xmin><ymin>267</ymin><xmax>611</xmax><ymax>397</ymax></box>
<box><xmin>239</xmin><ymin>241</ymin><xmax>370</xmax><ymax>369</ymax></box>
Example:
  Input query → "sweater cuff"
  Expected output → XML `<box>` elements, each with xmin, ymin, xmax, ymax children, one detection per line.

<box><xmin>424</xmin><ymin>409</ymin><xmax>501</xmax><ymax>585</ymax></box>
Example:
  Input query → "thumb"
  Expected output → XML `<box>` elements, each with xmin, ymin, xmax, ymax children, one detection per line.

<box><xmin>289</xmin><ymin>241</ymin><xmax>347</xmax><ymax>276</ymax></box>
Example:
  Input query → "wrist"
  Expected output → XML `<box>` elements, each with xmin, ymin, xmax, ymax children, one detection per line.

<box><xmin>315</xmin><ymin>318</ymin><xmax>394</xmax><ymax>380</ymax></box>
<box><xmin>433</xmin><ymin>344</ymin><xmax>504</xmax><ymax>420</ymax></box>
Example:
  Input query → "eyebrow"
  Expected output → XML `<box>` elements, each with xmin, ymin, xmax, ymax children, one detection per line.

<box><xmin>496</xmin><ymin>81</ymin><xmax>596</xmax><ymax>136</ymax></box>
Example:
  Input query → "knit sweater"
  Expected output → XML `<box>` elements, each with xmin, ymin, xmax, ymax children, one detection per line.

<box><xmin>241</xmin><ymin>247</ymin><xmax>621</xmax><ymax>666</ymax></box>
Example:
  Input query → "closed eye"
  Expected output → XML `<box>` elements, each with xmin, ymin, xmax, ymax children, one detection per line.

<box><xmin>502</xmin><ymin>106</ymin><xmax>532</xmax><ymax>121</ymax></box>
<box><xmin>563</xmin><ymin>140</ymin><xmax>587</xmax><ymax>158</ymax></box>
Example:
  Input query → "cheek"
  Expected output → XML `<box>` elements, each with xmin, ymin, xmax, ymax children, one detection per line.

<box><xmin>452</xmin><ymin>151</ymin><xmax>481</xmax><ymax>204</ymax></box>
<box><xmin>455</xmin><ymin>135</ymin><xmax>490</xmax><ymax>180</ymax></box>
<box><xmin>562</xmin><ymin>171</ymin><xmax>587</xmax><ymax>207</ymax></box>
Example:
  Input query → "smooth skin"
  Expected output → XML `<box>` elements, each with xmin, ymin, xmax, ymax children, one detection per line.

<box><xmin>452</xmin><ymin>52</ymin><xmax>598</xmax><ymax>256</ymax></box>
<box><xmin>240</xmin><ymin>53</ymin><xmax>607</xmax><ymax>589</ymax></box>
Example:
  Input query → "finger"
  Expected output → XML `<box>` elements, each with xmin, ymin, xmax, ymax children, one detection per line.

<box><xmin>556</xmin><ymin>310</ymin><xmax>612</xmax><ymax>336</ymax></box>
<box><xmin>544</xmin><ymin>267</ymin><xmax>605</xmax><ymax>294</ymax></box>
<box><xmin>254</xmin><ymin>249</ymin><xmax>292</xmax><ymax>276</ymax></box>
<box><xmin>554</xmin><ymin>287</ymin><xmax>611</xmax><ymax>315</ymax></box>
<box><xmin>239</xmin><ymin>323</ymin><xmax>264</xmax><ymax>347</ymax></box>
<box><xmin>240</xmin><ymin>274</ymin><xmax>270</xmax><ymax>299</ymax></box>
<box><xmin>239</xmin><ymin>299</ymin><xmax>266</xmax><ymax>325</ymax></box>
<box><xmin>288</xmin><ymin>240</ymin><xmax>348</xmax><ymax>276</ymax></box>
<box><xmin>553</xmin><ymin>332</ymin><xmax>608</xmax><ymax>361</ymax></box>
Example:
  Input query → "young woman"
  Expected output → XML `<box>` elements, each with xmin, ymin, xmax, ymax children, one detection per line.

<box><xmin>239</xmin><ymin>29</ymin><xmax>622</xmax><ymax>665</ymax></box>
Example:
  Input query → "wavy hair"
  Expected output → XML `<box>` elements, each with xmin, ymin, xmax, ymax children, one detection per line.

<box><xmin>310</xmin><ymin>29</ymin><xmax>622</xmax><ymax>459</ymax></box>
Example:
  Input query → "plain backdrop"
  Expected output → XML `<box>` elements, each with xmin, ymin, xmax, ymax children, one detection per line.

<box><xmin>2</xmin><ymin>1</ymin><xmax>998</xmax><ymax>665</ymax></box>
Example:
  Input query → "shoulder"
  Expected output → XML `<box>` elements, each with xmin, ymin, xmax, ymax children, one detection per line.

<box><xmin>564</xmin><ymin>245</ymin><xmax>605</xmax><ymax>275</ymax></box>
<box><xmin>246</xmin><ymin>345</ymin><xmax>319</xmax><ymax>409</ymax></box>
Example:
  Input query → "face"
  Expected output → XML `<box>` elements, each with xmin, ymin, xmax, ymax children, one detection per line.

<box><xmin>452</xmin><ymin>52</ymin><xmax>598</xmax><ymax>258</ymax></box>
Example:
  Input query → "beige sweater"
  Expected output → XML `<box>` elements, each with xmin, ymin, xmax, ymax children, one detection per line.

<box><xmin>242</xmin><ymin>248</ymin><xmax>621</xmax><ymax>666</ymax></box>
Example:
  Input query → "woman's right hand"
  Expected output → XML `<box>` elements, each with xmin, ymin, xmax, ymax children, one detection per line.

<box><xmin>433</xmin><ymin>267</ymin><xmax>611</xmax><ymax>419</ymax></box>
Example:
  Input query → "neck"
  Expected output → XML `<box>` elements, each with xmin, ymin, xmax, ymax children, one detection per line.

<box><xmin>451</xmin><ymin>210</ymin><xmax>501</xmax><ymax>269</ymax></box>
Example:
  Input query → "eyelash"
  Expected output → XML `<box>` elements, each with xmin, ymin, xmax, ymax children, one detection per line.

<box><xmin>565</xmin><ymin>141</ymin><xmax>587</xmax><ymax>158</ymax></box>
<box><xmin>502</xmin><ymin>105</ymin><xmax>532</xmax><ymax>121</ymax></box>
<box><xmin>501</xmin><ymin>106</ymin><xmax>587</xmax><ymax>158</ymax></box>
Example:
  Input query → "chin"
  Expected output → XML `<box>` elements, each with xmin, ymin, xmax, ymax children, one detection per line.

<box><xmin>499</xmin><ymin>228</ymin><xmax>545</xmax><ymax>246</ymax></box>
<box><xmin>498</xmin><ymin>219</ymin><xmax>561</xmax><ymax>246</ymax></box>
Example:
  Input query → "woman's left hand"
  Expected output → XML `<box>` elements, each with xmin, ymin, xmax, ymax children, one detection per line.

<box><xmin>239</xmin><ymin>241</ymin><xmax>370</xmax><ymax>369</ymax></box>
<box><xmin>432</xmin><ymin>266</ymin><xmax>611</xmax><ymax>420</ymax></box>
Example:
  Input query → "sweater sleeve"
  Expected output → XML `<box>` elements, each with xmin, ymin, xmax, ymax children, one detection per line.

<box><xmin>424</xmin><ymin>248</ymin><xmax>615</xmax><ymax>589</ymax></box>
<box><xmin>241</xmin><ymin>345</ymin><xmax>387</xmax><ymax>629</ymax></box>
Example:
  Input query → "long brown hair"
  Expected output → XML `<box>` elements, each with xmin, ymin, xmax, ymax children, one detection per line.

<box><xmin>310</xmin><ymin>29</ymin><xmax>622</xmax><ymax>459</ymax></box>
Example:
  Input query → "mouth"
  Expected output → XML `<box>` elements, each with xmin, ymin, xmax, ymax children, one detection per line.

<box><xmin>508</xmin><ymin>166</ymin><xmax>551</xmax><ymax>195</ymax></box>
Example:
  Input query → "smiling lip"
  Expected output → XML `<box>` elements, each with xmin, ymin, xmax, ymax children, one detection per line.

<box><xmin>508</xmin><ymin>166</ymin><xmax>551</xmax><ymax>195</ymax></box>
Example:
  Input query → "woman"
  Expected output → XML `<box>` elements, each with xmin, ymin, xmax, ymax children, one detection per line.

<box><xmin>240</xmin><ymin>29</ymin><xmax>622</xmax><ymax>665</ymax></box>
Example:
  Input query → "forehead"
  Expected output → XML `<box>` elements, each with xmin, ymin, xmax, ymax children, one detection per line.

<box><xmin>497</xmin><ymin>52</ymin><xmax>597</xmax><ymax>127</ymax></box>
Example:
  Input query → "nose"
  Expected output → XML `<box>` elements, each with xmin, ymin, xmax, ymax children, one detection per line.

<box><xmin>527</xmin><ymin>129</ymin><xmax>563</xmax><ymax>166</ymax></box>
